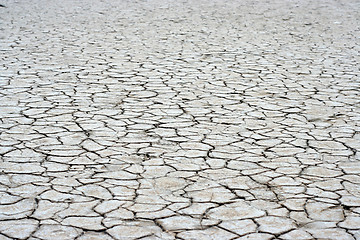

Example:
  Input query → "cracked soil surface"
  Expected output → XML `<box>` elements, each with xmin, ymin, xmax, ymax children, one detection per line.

<box><xmin>0</xmin><ymin>0</ymin><xmax>360</xmax><ymax>239</ymax></box>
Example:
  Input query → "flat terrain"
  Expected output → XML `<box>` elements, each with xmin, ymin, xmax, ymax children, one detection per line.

<box><xmin>0</xmin><ymin>0</ymin><xmax>360</xmax><ymax>239</ymax></box>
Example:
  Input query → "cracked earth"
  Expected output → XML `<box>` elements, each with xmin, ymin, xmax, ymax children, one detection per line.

<box><xmin>0</xmin><ymin>0</ymin><xmax>360</xmax><ymax>239</ymax></box>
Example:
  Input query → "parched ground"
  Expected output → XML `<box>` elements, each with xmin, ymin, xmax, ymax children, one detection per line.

<box><xmin>0</xmin><ymin>0</ymin><xmax>360</xmax><ymax>239</ymax></box>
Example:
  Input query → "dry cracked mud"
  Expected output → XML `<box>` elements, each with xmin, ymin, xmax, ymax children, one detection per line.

<box><xmin>0</xmin><ymin>0</ymin><xmax>360</xmax><ymax>239</ymax></box>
